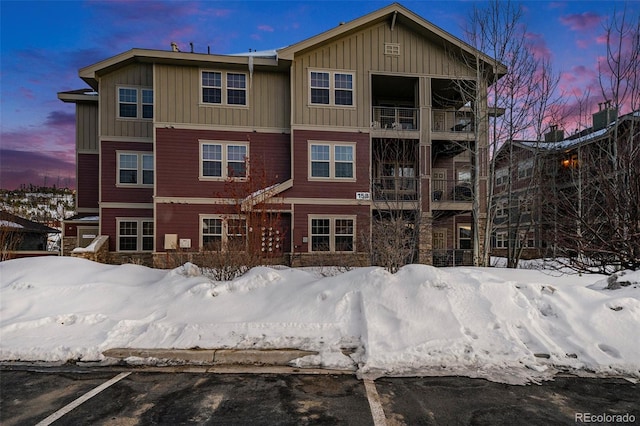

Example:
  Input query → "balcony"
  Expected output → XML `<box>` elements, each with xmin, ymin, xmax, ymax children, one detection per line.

<box><xmin>431</xmin><ymin>180</ymin><xmax>473</xmax><ymax>211</ymax></box>
<box><xmin>372</xmin><ymin>107</ymin><xmax>419</xmax><ymax>131</ymax></box>
<box><xmin>432</xmin><ymin>109</ymin><xmax>474</xmax><ymax>133</ymax></box>
<box><xmin>372</xmin><ymin>177</ymin><xmax>418</xmax><ymax>202</ymax></box>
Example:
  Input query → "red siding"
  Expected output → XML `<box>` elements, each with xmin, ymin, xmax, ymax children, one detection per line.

<box><xmin>155</xmin><ymin>128</ymin><xmax>290</xmax><ymax>199</ymax></box>
<box><xmin>77</xmin><ymin>153</ymin><xmax>99</xmax><ymax>210</ymax></box>
<box><xmin>101</xmin><ymin>207</ymin><xmax>153</xmax><ymax>251</ymax></box>
<box><xmin>286</xmin><ymin>129</ymin><xmax>370</xmax><ymax>199</ymax></box>
<box><xmin>156</xmin><ymin>203</ymin><xmax>291</xmax><ymax>252</ymax></box>
<box><xmin>101</xmin><ymin>141</ymin><xmax>154</xmax><ymax>204</ymax></box>
<box><xmin>292</xmin><ymin>204</ymin><xmax>370</xmax><ymax>253</ymax></box>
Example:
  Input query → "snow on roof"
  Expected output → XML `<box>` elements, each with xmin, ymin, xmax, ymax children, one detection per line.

<box><xmin>519</xmin><ymin>127</ymin><xmax>609</xmax><ymax>151</ymax></box>
<box><xmin>228</xmin><ymin>49</ymin><xmax>279</xmax><ymax>59</ymax></box>
<box><xmin>0</xmin><ymin>220</ymin><xmax>24</xmax><ymax>229</ymax></box>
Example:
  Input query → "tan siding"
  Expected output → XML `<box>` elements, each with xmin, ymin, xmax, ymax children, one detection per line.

<box><xmin>155</xmin><ymin>64</ymin><xmax>289</xmax><ymax>129</ymax></box>
<box><xmin>77</xmin><ymin>103</ymin><xmax>98</xmax><ymax>152</ymax></box>
<box><xmin>291</xmin><ymin>21</ymin><xmax>476</xmax><ymax>129</ymax></box>
<box><xmin>100</xmin><ymin>63</ymin><xmax>153</xmax><ymax>138</ymax></box>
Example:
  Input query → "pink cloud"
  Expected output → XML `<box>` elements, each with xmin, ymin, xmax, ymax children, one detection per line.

<box><xmin>258</xmin><ymin>25</ymin><xmax>274</xmax><ymax>32</ymax></box>
<box><xmin>0</xmin><ymin>149</ymin><xmax>75</xmax><ymax>190</ymax></box>
<box><xmin>559</xmin><ymin>12</ymin><xmax>603</xmax><ymax>32</ymax></box>
<box><xmin>525</xmin><ymin>32</ymin><xmax>552</xmax><ymax>60</ymax></box>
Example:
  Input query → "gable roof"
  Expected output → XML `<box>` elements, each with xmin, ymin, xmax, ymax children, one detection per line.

<box><xmin>0</xmin><ymin>211</ymin><xmax>60</xmax><ymax>234</ymax></box>
<box><xmin>277</xmin><ymin>3</ymin><xmax>507</xmax><ymax>81</ymax></box>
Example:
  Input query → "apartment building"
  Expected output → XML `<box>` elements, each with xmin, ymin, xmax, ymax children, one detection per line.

<box><xmin>59</xmin><ymin>3</ymin><xmax>505</xmax><ymax>267</ymax></box>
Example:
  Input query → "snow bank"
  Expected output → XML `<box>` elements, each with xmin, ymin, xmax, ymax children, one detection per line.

<box><xmin>1</xmin><ymin>257</ymin><xmax>638</xmax><ymax>384</ymax></box>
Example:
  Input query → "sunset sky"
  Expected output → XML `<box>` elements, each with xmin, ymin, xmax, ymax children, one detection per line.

<box><xmin>1</xmin><ymin>0</ymin><xmax>637</xmax><ymax>190</ymax></box>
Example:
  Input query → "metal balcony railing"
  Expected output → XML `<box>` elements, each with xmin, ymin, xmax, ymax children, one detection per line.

<box><xmin>431</xmin><ymin>180</ymin><xmax>473</xmax><ymax>202</ymax></box>
<box><xmin>432</xmin><ymin>109</ymin><xmax>474</xmax><ymax>133</ymax></box>
<box><xmin>372</xmin><ymin>107</ymin><xmax>419</xmax><ymax>130</ymax></box>
<box><xmin>432</xmin><ymin>249</ymin><xmax>474</xmax><ymax>267</ymax></box>
<box><xmin>372</xmin><ymin>177</ymin><xmax>418</xmax><ymax>201</ymax></box>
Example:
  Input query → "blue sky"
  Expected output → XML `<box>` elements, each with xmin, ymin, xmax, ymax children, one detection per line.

<box><xmin>1</xmin><ymin>0</ymin><xmax>637</xmax><ymax>189</ymax></box>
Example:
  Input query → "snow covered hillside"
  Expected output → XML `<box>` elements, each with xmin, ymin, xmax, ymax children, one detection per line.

<box><xmin>1</xmin><ymin>257</ymin><xmax>638</xmax><ymax>384</ymax></box>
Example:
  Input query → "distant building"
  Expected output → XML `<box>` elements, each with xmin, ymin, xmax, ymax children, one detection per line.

<box><xmin>491</xmin><ymin>105</ymin><xmax>639</xmax><ymax>260</ymax></box>
<box><xmin>0</xmin><ymin>211</ymin><xmax>60</xmax><ymax>260</ymax></box>
<box><xmin>59</xmin><ymin>3</ymin><xmax>506</xmax><ymax>267</ymax></box>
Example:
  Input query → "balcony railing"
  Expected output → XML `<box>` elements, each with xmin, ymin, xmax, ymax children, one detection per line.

<box><xmin>433</xmin><ymin>249</ymin><xmax>474</xmax><ymax>267</ymax></box>
<box><xmin>372</xmin><ymin>107</ymin><xmax>419</xmax><ymax>131</ymax></box>
<box><xmin>431</xmin><ymin>180</ymin><xmax>473</xmax><ymax>202</ymax></box>
<box><xmin>432</xmin><ymin>109</ymin><xmax>474</xmax><ymax>133</ymax></box>
<box><xmin>372</xmin><ymin>177</ymin><xmax>418</xmax><ymax>201</ymax></box>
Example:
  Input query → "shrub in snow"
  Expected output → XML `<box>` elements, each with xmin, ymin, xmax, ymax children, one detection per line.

<box><xmin>605</xmin><ymin>270</ymin><xmax>639</xmax><ymax>289</ymax></box>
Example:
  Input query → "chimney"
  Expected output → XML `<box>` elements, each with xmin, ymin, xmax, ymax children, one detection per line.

<box><xmin>171</xmin><ymin>42</ymin><xmax>180</xmax><ymax>52</ymax></box>
<box><xmin>592</xmin><ymin>100</ymin><xmax>617</xmax><ymax>131</ymax></box>
<box><xmin>544</xmin><ymin>124</ymin><xmax>564</xmax><ymax>142</ymax></box>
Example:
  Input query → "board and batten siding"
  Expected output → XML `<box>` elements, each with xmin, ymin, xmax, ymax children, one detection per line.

<box><xmin>99</xmin><ymin>63</ymin><xmax>154</xmax><ymax>138</ymax></box>
<box><xmin>292</xmin><ymin>21</ymin><xmax>476</xmax><ymax>128</ymax></box>
<box><xmin>154</xmin><ymin>64</ymin><xmax>290</xmax><ymax>129</ymax></box>
<box><xmin>76</xmin><ymin>102</ymin><xmax>98</xmax><ymax>152</ymax></box>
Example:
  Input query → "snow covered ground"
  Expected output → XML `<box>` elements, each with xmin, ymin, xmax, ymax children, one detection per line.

<box><xmin>1</xmin><ymin>257</ymin><xmax>638</xmax><ymax>384</ymax></box>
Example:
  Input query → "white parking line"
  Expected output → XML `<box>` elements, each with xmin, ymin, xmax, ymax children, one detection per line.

<box><xmin>364</xmin><ymin>379</ymin><xmax>387</xmax><ymax>426</ymax></box>
<box><xmin>35</xmin><ymin>372</ymin><xmax>131</xmax><ymax>426</ymax></box>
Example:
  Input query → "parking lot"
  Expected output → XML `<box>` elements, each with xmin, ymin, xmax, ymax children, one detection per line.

<box><xmin>1</xmin><ymin>365</ymin><xmax>638</xmax><ymax>425</ymax></box>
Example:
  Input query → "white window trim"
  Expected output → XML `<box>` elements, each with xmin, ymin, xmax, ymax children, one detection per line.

<box><xmin>199</xmin><ymin>214</ymin><xmax>247</xmax><ymax>251</ymax></box>
<box><xmin>116</xmin><ymin>151</ymin><xmax>154</xmax><ymax>187</ymax></box>
<box><xmin>495</xmin><ymin>231</ymin><xmax>508</xmax><ymax>249</ymax></box>
<box><xmin>384</xmin><ymin>43</ymin><xmax>400</xmax><ymax>56</ymax></box>
<box><xmin>518</xmin><ymin>158</ymin><xmax>534</xmax><ymax>180</ymax></box>
<box><xmin>308</xmin><ymin>69</ymin><xmax>355</xmax><ymax>107</ymax></box>
<box><xmin>116</xmin><ymin>86</ymin><xmax>153</xmax><ymax>120</ymax></box>
<box><xmin>457</xmin><ymin>224</ymin><xmax>472</xmax><ymax>250</ymax></box>
<box><xmin>307</xmin><ymin>141</ymin><xmax>356</xmax><ymax>182</ymax></box>
<box><xmin>199</xmin><ymin>140</ymin><xmax>249</xmax><ymax>181</ymax></box>
<box><xmin>495</xmin><ymin>199</ymin><xmax>508</xmax><ymax>218</ymax></box>
<box><xmin>495</xmin><ymin>167</ymin><xmax>508</xmax><ymax>186</ymax></box>
<box><xmin>308</xmin><ymin>215</ymin><xmax>356</xmax><ymax>253</ymax></box>
<box><xmin>116</xmin><ymin>218</ymin><xmax>154</xmax><ymax>252</ymax></box>
<box><xmin>200</xmin><ymin>70</ymin><xmax>249</xmax><ymax>107</ymax></box>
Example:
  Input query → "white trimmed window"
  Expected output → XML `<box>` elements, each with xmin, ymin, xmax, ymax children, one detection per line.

<box><xmin>309</xmin><ymin>70</ymin><xmax>354</xmax><ymax>106</ymax></box>
<box><xmin>117</xmin><ymin>152</ymin><xmax>153</xmax><ymax>186</ymax></box>
<box><xmin>495</xmin><ymin>231</ymin><xmax>507</xmax><ymax>249</ymax></box>
<box><xmin>200</xmin><ymin>141</ymin><xmax>248</xmax><ymax>179</ymax></box>
<box><xmin>309</xmin><ymin>216</ymin><xmax>355</xmax><ymax>252</ymax></box>
<box><xmin>495</xmin><ymin>199</ymin><xmax>508</xmax><ymax>217</ymax></box>
<box><xmin>309</xmin><ymin>142</ymin><xmax>355</xmax><ymax>180</ymax></box>
<box><xmin>201</xmin><ymin>70</ymin><xmax>247</xmax><ymax>106</ymax></box>
<box><xmin>201</xmin><ymin>216</ymin><xmax>247</xmax><ymax>251</ymax></box>
<box><xmin>518</xmin><ymin>158</ymin><xmax>534</xmax><ymax>180</ymax></box>
<box><xmin>117</xmin><ymin>87</ymin><xmax>153</xmax><ymax>119</ymax></box>
<box><xmin>117</xmin><ymin>219</ymin><xmax>153</xmax><ymax>252</ymax></box>
<box><xmin>495</xmin><ymin>168</ymin><xmax>508</xmax><ymax>186</ymax></box>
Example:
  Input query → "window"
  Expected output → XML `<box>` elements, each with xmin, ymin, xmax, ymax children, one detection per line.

<box><xmin>201</xmin><ymin>216</ymin><xmax>247</xmax><ymax>251</ymax></box>
<box><xmin>495</xmin><ymin>199</ymin><xmax>508</xmax><ymax>217</ymax></box>
<box><xmin>496</xmin><ymin>168</ymin><xmax>508</xmax><ymax>186</ymax></box>
<box><xmin>117</xmin><ymin>219</ymin><xmax>153</xmax><ymax>252</ymax></box>
<box><xmin>518</xmin><ymin>159</ymin><xmax>534</xmax><ymax>179</ymax></box>
<box><xmin>457</xmin><ymin>168</ymin><xmax>471</xmax><ymax>184</ymax></box>
<box><xmin>519</xmin><ymin>196</ymin><xmax>532</xmax><ymax>214</ymax></box>
<box><xmin>200</xmin><ymin>142</ymin><xmax>248</xmax><ymax>179</ymax></box>
<box><xmin>495</xmin><ymin>231</ymin><xmax>507</xmax><ymax>249</ymax></box>
<box><xmin>118</xmin><ymin>87</ymin><xmax>153</xmax><ymax>119</ymax></box>
<box><xmin>334</xmin><ymin>73</ymin><xmax>353</xmax><ymax>106</ymax></box>
<box><xmin>118</xmin><ymin>152</ymin><xmax>153</xmax><ymax>186</ymax></box>
<box><xmin>227</xmin><ymin>73</ymin><xmax>247</xmax><ymax>105</ymax></box>
<box><xmin>201</xmin><ymin>70</ymin><xmax>247</xmax><ymax>106</ymax></box>
<box><xmin>310</xmin><ymin>72</ymin><xmax>330</xmax><ymax>104</ymax></box>
<box><xmin>518</xmin><ymin>231</ymin><xmax>535</xmax><ymax>248</ymax></box>
<box><xmin>458</xmin><ymin>225</ymin><xmax>472</xmax><ymax>250</ymax></box>
<box><xmin>309</xmin><ymin>142</ymin><xmax>355</xmax><ymax>180</ymax></box>
<box><xmin>309</xmin><ymin>70</ymin><xmax>354</xmax><ymax>106</ymax></box>
<box><xmin>384</xmin><ymin>43</ymin><xmax>400</xmax><ymax>55</ymax></box>
<box><xmin>309</xmin><ymin>217</ymin><xmax>355</xmax><ymax>252</ymax></box>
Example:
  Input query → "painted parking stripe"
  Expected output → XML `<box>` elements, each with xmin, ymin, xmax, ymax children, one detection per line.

<box><xmin>364</xmin><ymin>379</ymin><xmax>387</xmax><ymax>426</ymax></box>
<box><xmin>35</xmin><ymin>372</ymin><xmax>131</xmax><ymax>426</ymax></box>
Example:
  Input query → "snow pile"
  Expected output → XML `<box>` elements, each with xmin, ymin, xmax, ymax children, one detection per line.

<box><xmin>1</xmin><ymin>257</ymin><xmax>638</xmax><ymax>384</ymax></box>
